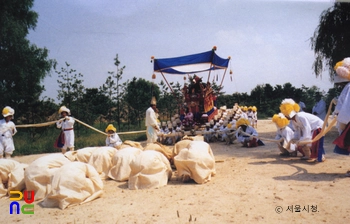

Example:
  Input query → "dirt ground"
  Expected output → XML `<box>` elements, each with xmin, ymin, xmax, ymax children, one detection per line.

<box><xmin>1</xmin><ymin>119</ymin><xmax>349</xmax><ymax>224</ymax></box>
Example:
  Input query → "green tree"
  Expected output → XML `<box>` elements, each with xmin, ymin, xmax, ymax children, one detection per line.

<box><xmin>311</xmin><ymin>2</ymin><xmax>350</xmax><ymax>79</ymax></box>
<box><xmin>56</xmin><ymin>62</ymin><xmax>85</xmax><ymax>135</ymax></box>
<box><xmin>100</xmin><ymin>54</ymin><xmax>125</xmax><ymax>127</ymax></box>
<box><xmin>56</xmin><ymin>62</ymin><xmax>85</xmax><ymax>108</ymax></box>
<box><xmin>157</xmin><ymin>80</ymin><xmax>182</xmax><ymax>120</ymax></box>
<box><xmin>124</xmin><ymin>77</ymin><xmax>160</xmax><ymax>128</ymax></box>
<box><xmin>0</xmin><ymin>0</ymin><xmax>54</xmax><ymax>119</ymax></box>
<box><xmin>79</xmin><ymin>88</ymin><xmax>112</xmax><ymax>126</ymax></box>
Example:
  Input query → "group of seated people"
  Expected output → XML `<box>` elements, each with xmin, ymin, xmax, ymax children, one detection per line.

<box><xmin>202</xmin><ymin>105</ymin><xmax>263</xmax><ymax>147</ymax></box>
<box><xmin>157</xmin><ymin>103</ymin><xmax>264</xmax><ymax>148</ymax></box>
<box><xmin>157</xmin><ymin>115</ymin><xmax>184</xmax><ymax>145</ymax></box>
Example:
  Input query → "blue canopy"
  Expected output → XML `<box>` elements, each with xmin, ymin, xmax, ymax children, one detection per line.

<box><xmin>153</xmin><ymin>50</ymin><xmax>230</xmax><ymax>74</ymax></box>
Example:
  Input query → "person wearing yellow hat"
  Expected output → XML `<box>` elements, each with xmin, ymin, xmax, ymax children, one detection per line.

<box><xmin>239</xmin><ymin>106</ymin><xmax>248</xmax><ymax>120</ymax></box>
<box><xmin>145</xmin><ymin>97</ymin><xmax>160</xmax><ymax>143</ymax></box>
<box><xmin>247</xmin><ymin>106</ymin><xmax>254</xmax><ymax>127</ymax></box>
<box><xmin>55</xmin><ymin>106</ymin><xmax>75</xmax><ymax>153</ymax></box>
<box><xmin>279</xmin><ymin>98</ymin><xmax>325</xmax><ymax>162</ymax></box>
<box><xmin>235</xmin><ymin>118</ymin><xmax>264</xmax><ymax>147</ymax></box>
<box><xmin>252</xmin><ymin>106</ymin><xmax>258</xmax><ymax>128</ymax></box>
<box><xmin>105</xmin><ymin>124</ymin><xmax>122</xmax><ymax>148</ymax></box>
<box><xmin>332</xmin><ymin>58</ymin><xmax>350</xmax><ymax>176</ymax></box>
<box><xmin>0</xmin><ymin>106</ymin><xmax>17</xmax><ymax>158</ymax></box>
<box><xmin>272</xmin><ymin>113</ymin><xmax>296</xmax><ymax>157</ymax></box>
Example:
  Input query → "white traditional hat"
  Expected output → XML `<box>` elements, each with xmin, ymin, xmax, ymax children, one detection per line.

<box><xmin>162</xmin><ymin>121</ymin><xmax>166</xmax><ymax>126</ymax></box>
<box><xmin>168</xmin><ymin>123</ymin><xmax>173</xmax><ymax>128</ymax></box>
<box><xmin>150</xmin><ymin>96</ymin><xmax>157</xmax><ymax>105</ymax></box>
<box><xmin>220</xmin><ymin>106</ymin><xmax>227</xmax><ymax>111</ymax></box>
<box><xmin>206</xmin><ymin>122</ymin><xmax>210</xmax><ymax>127</ymax></box>
<box><xmin>58</xmin><ymin>106</ymin><xmax>71</xmax><ymax>115</ymax></box>
<box><xmin>2</xmin><ymin>106</ymin><xmax>15</xmax><ymax>117</ymax></box>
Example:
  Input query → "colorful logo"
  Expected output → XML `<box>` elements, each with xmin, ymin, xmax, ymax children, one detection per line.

<box><xmin>9</xmin><ymin>191</ymin><xmax>35</xmax><ymax>215</ymax></box>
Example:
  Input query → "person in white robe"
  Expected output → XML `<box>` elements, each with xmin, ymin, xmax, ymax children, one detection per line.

<box><xmin>0</xmin><ymin>106</ymin><xmax>17</xmax><ymax>158</ymax></box>
<box><xmin>105</xmin><ymin>124</ymin><xmax>122</xmax><ymax>148</ymax></box>
<box><xmin>56</xmin><ymin>106</ymin><xmax>75</xmax><ymax>153</ymax></box>
<box><xmin>272</xmin><ymin>113</ymin><xmax>296</xmax><ymax>157</ymax></box>
<box><xmin>332</xmin><ymin>58</ymin><xmax>350</xmax><ymax>176</ymax></box>
<box><xmin>312</xmin><ymin>92</ymin><xmax>327</xmax><ymax>120</ymax></box>
<box><xmin>235</xmin><ymin>118</ymin><xmax>264</xmax><ymax>147</ymax></box>
<box><xmin>280</xmin><ymin>99</ymin><xmax>325</xmax><ymax>162</ymax></box>
<box><xmin>145</xmin><ymin>97</ymin><xmax>160</xmax><ymax>143</ymax></box>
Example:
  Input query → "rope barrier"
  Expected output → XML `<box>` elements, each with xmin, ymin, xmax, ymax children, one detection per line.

<box><xmin>73</xmin><ymin>118</ymin><xmax>108</xmax><ymax>136</ymax></box>
<box><xmin>16</xmin><ymin>120</ymin><xmax>60</xmax><ymax>128</ymax></box>
<box><xmin>238</xmin><ymin>129</ymin><xmax>284</xmax><ymax>143</ymax></box>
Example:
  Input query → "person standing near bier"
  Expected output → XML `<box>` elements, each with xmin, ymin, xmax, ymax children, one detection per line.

<box><xmin>145</xmin><ymin>96</ymin><xmax>160</xmax><ymax>143</ymax></box>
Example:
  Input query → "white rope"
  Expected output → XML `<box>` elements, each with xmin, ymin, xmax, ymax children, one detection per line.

<box><xmin>16</xmin><ymin>120</ymin><xmax>61</xmax><ymax>128</ymax></box>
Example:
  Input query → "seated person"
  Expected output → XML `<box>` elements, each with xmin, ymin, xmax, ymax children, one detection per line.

<box><xmin>158</xmin><ymin>122</ymin><xmax>169</xmax><ymax>144</ymax></box>
<box><xmin>165</xmin><ymin>124</ymin><xmax>176</xmax><ymax>145</ymax></box>
<box><xmin>203</xmin><ymin>122</ymin><xmax>215</xmax><ymax>143</ymax></box>
<box><xmin>105</xmin><ymin>124</ymin><xmax>123</xmax><ymax>149</ymax></box>
<box><xmin>235</xmin><ymin>118</ymin><xmax>264</xmax><ymax>147</ymax></box>
<box><xmin>183</xmin><ymin>108</ymin><xmax>194</xmax><ymax>126</ymax></box>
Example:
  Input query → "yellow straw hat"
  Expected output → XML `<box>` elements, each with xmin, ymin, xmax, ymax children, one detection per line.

<box><xmin>279</xmin><ymin>98</ymin><xmax>300</xmax><ymax>118</ymax></box>
<box><xmin>236</xmin><ymin>118</ymin><xmax>250</xmax><ymax>129</ymax></box>
<box><xmin>272</xmin><ymin>113</ymin><xmax>290</xmax><ymax>128</ymax></box>
<box><xmin>105</xmin><ymin>124</ymin><xmax>117</xmax><ymax>133</ymax></box>
<box><xmin>2</xmin><ymin>106</ymin><xmax>15</xmax><ymax>117</ymax></box>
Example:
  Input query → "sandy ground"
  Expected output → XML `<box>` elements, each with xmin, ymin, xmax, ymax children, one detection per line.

<box><xmin>1</xmin><ymin>119</ymin><xmax>350</xmax><ymax>224</ymax></box>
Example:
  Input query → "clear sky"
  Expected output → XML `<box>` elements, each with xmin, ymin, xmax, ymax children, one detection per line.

<box><xmin>27</xmin><ymin>0</ymin><xmax>336</xmax><ymax>101</ymax></box>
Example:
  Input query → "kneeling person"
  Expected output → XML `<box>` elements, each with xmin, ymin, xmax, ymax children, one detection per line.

<box><xmin>272</xmin><ymin>113</ymin><xmax>296</xmax><ymax>157</ymax></box>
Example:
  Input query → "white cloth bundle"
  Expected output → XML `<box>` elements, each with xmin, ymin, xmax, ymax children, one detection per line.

<box><xmin>144</xmin><ymin>142</ymin><xmax>173</xmax><ymax>161</ymax></box>
<box><xmin>41</xmin><ymin>162</ymin><xmax>103</xmax><ymax>209</ymax></box>
<box><xmin>24</xmin><ymin>154</ymin><xmax>72</xmax><ymax>201</ymax></box>
<box><xmin>0</xmin><ymin>159</ymin><xmax>27</xmax><ymax>198</ymax></box>
<box><xmin>128</xmin><ymin>150</ymin><xmax>172</xmax><ymax>190</ymax></box>
<box><xmin>174</xmin><ymin>141</ymin><xmax>216</xmax><ymax>184</ymax></box>
<box><xmin>108</xmin><ymin>147</ymin><xmax>142</xmax><ymax>181</ymax></box>
<box><xmin>87</xmin><ymin>147</ymin><xmax>116</xmax><ymax>180</ymax></box>
<box><xmin>75</xmin><ymin>147</ymin><xmax>100</xmax><ymax>163</ymax></box>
